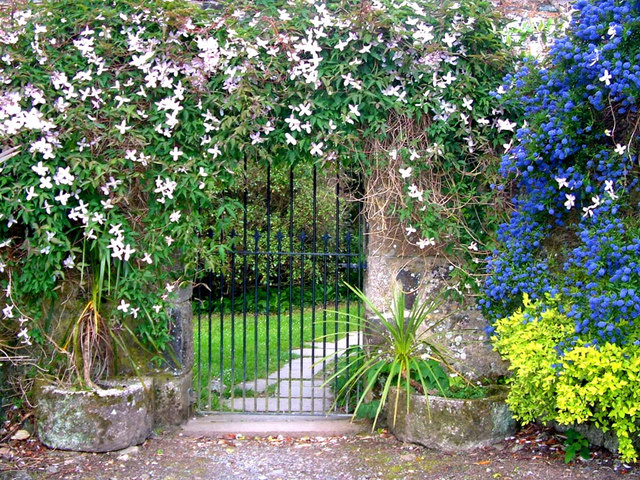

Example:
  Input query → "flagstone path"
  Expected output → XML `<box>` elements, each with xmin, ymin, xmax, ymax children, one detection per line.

<box><xmin>224</xmin><ymin>331</ymin><xmax>361</xmax><ymax>414</ymax></box>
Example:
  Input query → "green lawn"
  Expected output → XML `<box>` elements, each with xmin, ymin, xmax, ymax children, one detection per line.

<box><xmin>193</xmin><ymin>303</ymin><xmax>361</xmax><ymax>410</ymax></box>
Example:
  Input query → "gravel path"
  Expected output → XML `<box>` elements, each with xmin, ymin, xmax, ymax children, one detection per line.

<box><xmin>1</xmin><ymin>424</ymin><xmax>638</xmax><ymax>480</ymax></box>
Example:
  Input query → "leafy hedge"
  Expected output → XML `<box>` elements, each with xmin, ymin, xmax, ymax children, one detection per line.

<box><xmin>0</xmin><ymin>0</ymin><xmax>515</xmax><ymax>381</ymax></box>
<box><xmin>493</xmin><ymin>296</ymin><xmax>640</xmax><ymax>461</ymax></box>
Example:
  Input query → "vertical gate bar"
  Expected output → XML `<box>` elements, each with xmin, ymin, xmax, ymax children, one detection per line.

<box><xmin>196</xmin><ymin>274</ymin><xmax>202</xmax><ymax>411</ymax></box>
<box><xmin>207</xmin><ymin>268</ymin><xmax>213</xmax><ymax>411</ymax></box>
<box><xmin>322</xmin><ymin>232</ymin><xmax>329</xmax><ymax>414</ymax></box>
<box><xmin>276</xmin><ymin>231</ymin><xmax>283</xmax><ymax>413</ymax></box>
<box><xmin>345</xmin><ymin>232</ymin><xmax>352</xmax><ymax>413</ymax></box>
<box><xmin>219</xmin><ymin>270</ymin><xmax>225</xmax><ymax>411</ymax></box>
<box><xmin>311</xmin><ymin>165</ymin><xmax>317</xmax><ymax>414</ymax></box>
<box><xmin>195</xmin><ymin>223</ymin><xmax>202</xmax><ymax>411</ymax></box>
<box><xmin>299</xmin><ymin>230</ymin><xmax>306</xmax><ymax>413</ymax></box>
<box><xmin>242</xmin><ymin>157</ymin><xmax>248</xmax><ymax>412</ymax></box>
<box><xmin>265</xmin><ymin>163</ymin><xmax>272</xmax><ymax>394</ymax></box>
<box><xmin>356</xmin><ymin>191</ymin><xmax>363</xmax><ymax>405</ymax></box>
<box><xmin>288</xmin><ymin>167</ymin><xmax>294</xmax><ymax>414</ymax></box>
<box><xmin>253</xmin><ymin>230</ymin><xmax>260</xmax><ymax>412</ymax></box>
<box><xmin>230</xmin><ymin>230</ymin><xmax>237</xmax><ymax>411</ymax></box>
<box><xmin>333</xmin><ymin>170</ymin><xmax>340</xmax><ymax>408</ymax></box>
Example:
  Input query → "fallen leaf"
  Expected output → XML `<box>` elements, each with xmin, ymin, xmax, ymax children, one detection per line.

<box><xmin>475</xmin><ymin>460</ymin><xmax>491</xmax><ymax>465</ymax></box>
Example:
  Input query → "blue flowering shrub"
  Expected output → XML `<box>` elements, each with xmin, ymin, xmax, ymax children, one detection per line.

<box><xmin>484</xmin><ymin>0</ymin><xmax>640</xmax><ymax>461</ymax></box>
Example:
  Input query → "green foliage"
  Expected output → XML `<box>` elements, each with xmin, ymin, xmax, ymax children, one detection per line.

<box><xmin>324</xmin><ymin>284</ymin><xmax>454</xmax><ymax>430</ymax></box>
<box><xmin>194</xmin><ymin>282</ymin><xmax>353</xmax><ymax>315</ymax></box>
<box><xmin>564</xmin><ymin>428</ymin><xmax>590</xmax><ymax>463</ymax></box>
<box><xmin>354</xmin><ymin>399</ymin><xmax>381</xmax><ymax>421</ymax></box>
<box><xmin>193</xmin><ymin>304</ymin><xmax>351</xmax><ymax>408</ymax></box>
<box><xmin>493</xmin><ymin>296</ymin><xmax>640</xmax><ymax>462</ymax></box>
<box><xmin>0</xmin><ymin>0</ymin><xmax>515</xmax><ymax>392</ymax></box>
<box><xmin>443</xmin><ymin>375</ymin><xmax>489</xmax><ymax>399</ymax></box>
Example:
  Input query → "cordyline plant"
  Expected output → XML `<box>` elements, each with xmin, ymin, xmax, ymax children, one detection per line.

<box><xmin>0</xmin><ymin>0</ymin><xmax>516</xmax><ymax>387</ymax></box>
<box><xmin>323</xmin><ymin>284</ymin><xmax>455</xmax><ymax>430</ymax></box>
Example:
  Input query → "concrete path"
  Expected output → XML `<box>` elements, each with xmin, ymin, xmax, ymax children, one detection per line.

<box><xmin>182</xmin><ymin>413</ymin><xmax>370</xmax><ymax>437</ymax></box>
<box><xmin>224</xmin><ymin>331</ymin><xmax>361</xmax><ymax>414</ymax></box>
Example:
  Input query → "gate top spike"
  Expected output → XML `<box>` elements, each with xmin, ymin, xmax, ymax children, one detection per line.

<box><xmin>253</xmin><ymin>230</ymin><xmax>261</xmax><ymax>241</ymax></box>
<box><xmin>275</xmin><ymin>230</ymin><xmax>284</xmax><ymax>242</ymax></box>
<box><xmin>345</xmin><ymin>232</ymin><xmax>353</xmax><ymax>243</ymax></box>
<box><xmin>322</xmin><ymin>232</ymin><xmax>331</xmax><ymax>243</ymax></box>
<box><xmin>299</xmin><ymin>229</ymin><xmax>307</xmax><ymax>241</ymax></box>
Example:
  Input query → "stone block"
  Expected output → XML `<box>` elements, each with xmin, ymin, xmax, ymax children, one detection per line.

<box><xmin>438</xmin><ymin>310</ymin><xmax>509</xmax><ymax>381</ymax></box>
<box><xmin>172</xmin><ymin>285</ymin><xmax>193</xmax><ymax>304</ymax></box>
<box><xmin>167</xmin><ymin>301</ymin><xmax>194</xmax><ymax>372</ymax></box>
<box><xmin>388</xmin><ymin>387</ymin><xmax>516</xmax><ymax>451</ymax></box>
<box><xmin>153</xmin><ymin>370</ymin><xmax>192</xmax><ymax>427</ymax></box>
<box><xmin>364</xmin><ymin>234</ymin><xmax>508</xmax><ymax>380</ymax></box>
<box><xmin>36</xmin><ymin>378</ymin><xmax>153</xmax><ymax>453</ymax></box>
<box><xmin>553</xmin><ymin>421</ymin><xmax>640</xmax><ymax>456</ymax></box>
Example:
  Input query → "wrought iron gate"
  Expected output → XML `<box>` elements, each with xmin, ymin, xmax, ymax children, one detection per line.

<box><xmin>194</xmin><ymin>161</ymin><xmax>365</xmax><ymax>414</ymax></box>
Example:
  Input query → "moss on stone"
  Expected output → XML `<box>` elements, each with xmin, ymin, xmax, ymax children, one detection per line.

<box><xmin>388</xmin><ymin>387</ymin><xmax>516</xmax><ymax>451</ymax></box>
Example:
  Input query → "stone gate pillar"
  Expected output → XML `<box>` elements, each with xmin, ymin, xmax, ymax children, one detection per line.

<box><xmin>362</xmin><ymin>177</ymin><xmax>507</xmax><ymax>381</ymax></box>
<box><xmin>153</xmin><ymin>284</ymin><xmax>194</xmax><ymax>426</ymax></box>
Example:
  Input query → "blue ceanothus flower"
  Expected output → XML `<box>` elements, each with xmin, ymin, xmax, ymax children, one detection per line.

<box><xmin>482</xmin><ymin>0</ymin><xmax>640</xmax><ymax>349</ymax></box>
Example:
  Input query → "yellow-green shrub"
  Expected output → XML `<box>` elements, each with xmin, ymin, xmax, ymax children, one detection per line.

<box><xmin>493</xmin><ymin>296</ymin><xmax>640</xmax><ymax>462</ymax></box>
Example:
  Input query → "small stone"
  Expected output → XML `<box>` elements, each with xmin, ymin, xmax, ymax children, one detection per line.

<box><xmin>117</xmin><ymin>446</ymin><xmax>141</xmax><ymax>456</ymax></box>
<box><xmin>117</xmin><ymin>454</ymin><xmax>130</xmax><ymax>461</ymax></box>
<box><xmin>511</xmin><ymin>443</ymin><xmax>525</xmax><ymax>453</ymax></box>
<box><xmin>10</xmin><ymin>430</ymin><xmax>30</xmax><ymax>441</ymax></box>
<box><xmin>209</xmin><ymin>379</ymin><xmax>223</xmax><ymax>393</ymax></box>
<box><xmin>139</xmin><ymin>475</ymin><xmax>150</xmax><ymax>480</ymax></box>
<box><xmin>538</xmin><ymin>3</ymin><xmax>559</xmax><ymax>12</ymax></box>
<box><xmin>45</xmin><ymin>465</ymin><xmax>60</xmax><ymax>474</ymax></box>
<box><xmin>400</xmin><ymin>453</ymin><xmax>417</xmax><ymax>462</ymax></box>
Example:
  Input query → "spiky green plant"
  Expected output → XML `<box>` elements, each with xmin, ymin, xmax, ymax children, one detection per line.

<box><xmin>323</xmin><ymin>284</ymin><xmax>455</xmax><ymax>429</ymax></box>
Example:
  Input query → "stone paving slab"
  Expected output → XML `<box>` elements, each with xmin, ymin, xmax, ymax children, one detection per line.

<box><xmin>182</xmin><ymin>413</ymin><xmax>369</xmax><ymax>437</ymax></box>
<box><xmin>231</xmin><ymin>378</ymin><xmax>272</xmax><ymax>394</ymax></box>
<box><xmin>274</xmin><ymin>381</ymin><xmax>327</xmax><ymax>398</ymax></box>
<box><xmin>224</xmin><ymin>332</ymin><xmax>361</xmax><ymax>414</ymax></box>
<box><xmin>290</xmin><ymin>347</ymin><xmax>340</xmax><ymax>358</ymax></box>
<box><xmin>225</xmin><ymin>397</ymin><xmax>333</xmax><ymax>414</ymax></box>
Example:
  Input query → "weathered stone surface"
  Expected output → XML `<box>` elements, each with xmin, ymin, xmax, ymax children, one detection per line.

<box><xmin>153</xmin><ymin>370</ymin><xmax>192</xmax><ymax>427</ymax></box>
<box><xmin>388</xmin><ymin>387</ymin><xmax>516</xmax><ymax>451</ymax></box>
<box><xmin>172</xmin><ymin>285</ymin><xmax>194</xmax><ymax>304</ymax></box>
<box><xmin>435</xmin><ymin>309</ymin><xmax>509</xmax><ymax>381</ymax></box>
<box><xmin>36</xmin><ymin>378</ymin><xmax>153</xmax><ymax>453</ymax></box>
<box><xmin>167</xmin><ymin>300</ymin><xmax>194</xmax><ymax>372</ymax></box>
<box><xmin>364</xmin><ymin>197</ymin><xmax>508</xmax><ymax>380</ymax></box>
<box><xmin>0</xmin><ymin>472</ymin><xmax>34</xmax><ymax>480</ymax></box>
<box><xmin>553</xmin><ymin>422</ymin><xmax>619</xmax><ymax>454</ymax></box>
